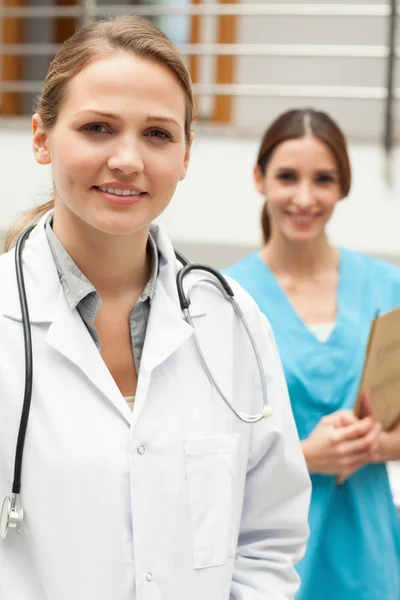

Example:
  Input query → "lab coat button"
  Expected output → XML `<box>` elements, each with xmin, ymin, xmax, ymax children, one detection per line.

<box><xmin>146</xmin><ymin>572</ymin><xmax>153</xmax><ymax>582</ymax></box>
<box><xmin>137</xmin><ymin>444</ymin><xmax>145</xmax><ymax>455</ymax></box>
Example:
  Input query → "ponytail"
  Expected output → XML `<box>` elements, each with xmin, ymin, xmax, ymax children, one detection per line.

<box><xmin>261</xmin><ymin>202</ymin><xmax>271</xmax><ymax>244</ymax></box>
<box><xmin>3</xmin><ymin>200</ymin><xmax>54</xmax><ymax>252</ymax></box>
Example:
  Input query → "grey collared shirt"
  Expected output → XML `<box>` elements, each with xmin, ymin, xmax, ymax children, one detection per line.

<box><xmin>45</xmin><ymin>217</ymin><xmax>158</xmax><ymax>374</ymax></box>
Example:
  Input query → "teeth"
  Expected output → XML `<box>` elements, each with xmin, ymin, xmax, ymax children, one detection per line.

<box><xmin>98</xmin><ymin>186</ymin><xmax>142</xmax><ymax>196</ymax></box>
<box><xmin>290</xmin><ymin>215</ymin><xmax>316</xmax><ymax>222</ymax></box>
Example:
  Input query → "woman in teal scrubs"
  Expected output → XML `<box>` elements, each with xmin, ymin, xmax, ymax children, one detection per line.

<box><xmin>225</xmin><ymin>108</ymin><xmax>400</xmax><ymax>600</ymax></box>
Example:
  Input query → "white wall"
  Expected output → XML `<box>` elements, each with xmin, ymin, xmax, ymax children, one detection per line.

<box><xmin>168</xmin><ymin>135</ymin><xmax>400</xmax><ymax>260</ymax></box>
<box><xmin>1</xmin><ymin>126</ymin><xmax>400</xmax><ymax>262</ymax></box>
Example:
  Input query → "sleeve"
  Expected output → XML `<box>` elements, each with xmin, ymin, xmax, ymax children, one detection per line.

<box><xmin>230</xmin><ymin>310</ymin><xmax>311</xmax><ymax>600</ymax></box>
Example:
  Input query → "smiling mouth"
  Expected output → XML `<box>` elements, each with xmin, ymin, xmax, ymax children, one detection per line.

<box><xmin>286</xmin><ymin>213</ymin><xmax>321</xmax><ymax>222</ymax></box>
<box><xmin>93</xmin><ymin>185</ymin><xmax>146</xmax><ymax>197</ymax></box>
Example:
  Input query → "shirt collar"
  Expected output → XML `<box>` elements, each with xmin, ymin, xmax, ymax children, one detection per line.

<box><xmin>45</xmin><ymin>214</ymin><xmax>159</xmax><ymax>311</ymax></box>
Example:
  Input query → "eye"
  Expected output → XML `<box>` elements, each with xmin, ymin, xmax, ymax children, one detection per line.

<box><xmin>145</xmin><ymin>129</ymin><xmax>172</xmax><ymax>140</ymax></box>
<box><xmin>82</xmin><ymin>123</ymin><xmax>110</xmax><ymax>134</ymax></box>
<box><xmin>316</xmin><ymin>173</ymin><xmax>335</xmax><ymax>185</ymax></box>
<box><xmin>276</xmin><ymin>171</ymin><xmax>297</xmax><ymax>182</ymax></box>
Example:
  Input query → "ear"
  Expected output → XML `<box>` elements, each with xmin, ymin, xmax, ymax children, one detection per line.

<box><xmin>32</xmin><ymin>114</ymin><xmax>51</xmax><ymax>165</ymax></box>
<box><xmin>179</xmin><ymin>132</ymin><xmax>194</xmax><ymax>181</ymax></box>
<box><xmin>254</xmin><ymin>163</ymin><xmax>268</xmax><ymax>195</ymax></box>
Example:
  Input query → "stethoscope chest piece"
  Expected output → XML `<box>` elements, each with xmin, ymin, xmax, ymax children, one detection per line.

<box><xmin>0</xmin><ymin>495</ymin><xmax>23</xmax><ymax>540</ymax></box>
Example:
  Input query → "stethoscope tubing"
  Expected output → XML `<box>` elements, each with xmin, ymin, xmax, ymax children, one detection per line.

<box><xmin>180</xmin><ymin>276</ymin><xmax>269</xmax><ymax>423</ymax></box>
<box><xmin>12</xmin><ymin>226</ymin><xmax>35</xmax><ymax>496</ymax></box>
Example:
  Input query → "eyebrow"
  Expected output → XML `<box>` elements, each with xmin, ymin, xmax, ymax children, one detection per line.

<box><xmin>147</xmin><ymin>115</ymin><xmax>181</xmax><ymax>130</ymax></box>
<box><xmin>276</xmin><ymin>167</ymin><xmax>338</xmax><ymax>175</ymax></box>
<box><xmin>75</xmin><ymin>110</ymin><xmax>181</xmax><ymax>129</ymax></box>
<box><xmin>315</xmin><ymin>169</ymin><xmax>339</xmax><ymax>176</ymax></box>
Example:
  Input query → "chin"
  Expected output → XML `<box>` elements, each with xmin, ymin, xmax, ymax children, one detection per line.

<box><xmin>88</xmin><ymin>214</ymin><xmax>151</xmax><ymax>237</ymax></box>
<box><xmin>285</xmin><ymin>226</ymin><xmax>323</xmax><ymax>243</ymax></box>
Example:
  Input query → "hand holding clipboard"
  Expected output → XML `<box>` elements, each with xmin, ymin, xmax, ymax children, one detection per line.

<box><xmin>337</xmin><ymin>307</ymin><xmax>400</xmax><ymax>484</ymax></box>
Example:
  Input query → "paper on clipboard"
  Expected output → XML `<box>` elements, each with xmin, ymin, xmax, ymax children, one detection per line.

<box><xmin>354</xmin><ymin>306</ymin><xmax>400</xmax><ymax>431</ymax></box>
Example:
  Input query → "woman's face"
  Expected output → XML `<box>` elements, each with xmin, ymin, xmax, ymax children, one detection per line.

<box><xmin>33</xmin><ymin>52</ymin><xmax>191</xmax><ymax>236</ymax></box>
<box><xmin>254</xmin><ymin>135</ymin><xmax>343</xmax><ymax>243</ymax></box>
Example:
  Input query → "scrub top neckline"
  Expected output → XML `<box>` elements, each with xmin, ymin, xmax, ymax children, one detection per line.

<box><xmin>253</xmin><ymin>248</ymin><xmax>346</xmax><ymax>346</ymax></box>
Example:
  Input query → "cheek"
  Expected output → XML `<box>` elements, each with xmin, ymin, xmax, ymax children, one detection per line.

<box><xmin>146</xmin><ymin>148</ymin><xmax>186</xmax><ymax>186</ymax></box>
<box><xmin>267</xmin><ymin>187</ymin><xmax>294</xmax><ymax>213</ymax></box>
<box><xmin>316</xmin><ymin>189</ymin><xmax>340</xmax><ymax>211</ymax></box>
<box><xmin>52</xmin><ymin>142</ymin><xmax>103</xmax><ymax>187</ymax></box>
<box><xmin>265</xmin><ymin>177</ymin><xmax>293</xmax><ymax>201</ymax></box>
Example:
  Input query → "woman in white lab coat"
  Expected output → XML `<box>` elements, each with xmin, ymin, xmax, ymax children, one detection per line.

<box><xmin>0</xmin><ymin>15</ymin><xmax>310</xmax><ymax>600</ymax></box>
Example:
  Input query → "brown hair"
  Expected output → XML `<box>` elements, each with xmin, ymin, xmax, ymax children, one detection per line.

<box><xmin>257</xmin><ymin>108</ymin><xmax>351</xmax><ymax>243</ymax></box>
<box><xmin>4</xmin><ymin>15</ymin><xmax>195</xmax><ymax>252</ymax></box>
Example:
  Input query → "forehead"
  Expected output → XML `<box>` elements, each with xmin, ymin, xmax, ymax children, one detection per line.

<box><xmin>270</xmin><ymin>136</ymin><xmax>337</xmax><ymax>170</ymax></box>
<box><xmin>59</xmin><ymin>53</ymin><xmax>186</xmax><ymax>122</ymax></box>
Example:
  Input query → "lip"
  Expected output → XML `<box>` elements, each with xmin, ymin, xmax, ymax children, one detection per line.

<box><xmin>286</xmin><ymin>212</ymin><xmax>321</xmax><ymax>229</ymax></box>
<box><xmin>93</xmin><ymin>185</ymin><xmax>147</xmax><ymax>207</ymax></box>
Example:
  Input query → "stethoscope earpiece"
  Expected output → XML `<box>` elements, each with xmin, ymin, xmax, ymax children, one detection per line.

<box><xmin>261</xmin><ymin>406</ymin><xmax>274</xmax><ymax>419</ymax></box>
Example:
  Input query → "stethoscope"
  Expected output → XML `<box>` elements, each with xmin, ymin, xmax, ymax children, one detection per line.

<box><xmin>0</xmin><ymin>226</ymin><xmax>273</xmax><ymax>541</ymax></box>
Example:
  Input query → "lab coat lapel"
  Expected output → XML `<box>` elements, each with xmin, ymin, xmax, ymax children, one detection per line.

<box><xmin>131</xmin><ymin>280</ymin><xmax>194</xmax><ymax>422</ymax></box>
<box><xmin>0</xmin><ymin>214</ymin><xmax>130</xmax><ymax>422</ymax></box>
<box><xmin>140</xmin><ymin>281</ymin><xmax>193</xmax><ymax>373</ymax></box>
<box><xmin>140</xmin><ymin>223</ymin><xmax>212</xmax><ymax>373</ymax></box>
<box><xmin>132</xmin><ymin>225</ymin><xmax>209</xmax><ymax>420</ymax></box>
<box><xmin>44</xmin><ymin>290</ymin><xmax>129</xmax><ymax>421</ymax></box>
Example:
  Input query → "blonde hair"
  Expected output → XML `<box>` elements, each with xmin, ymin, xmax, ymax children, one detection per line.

<box><xmin>4</xmin><ymin>15</ymin><xmax>195</xmax><ymax>252</ymax></box>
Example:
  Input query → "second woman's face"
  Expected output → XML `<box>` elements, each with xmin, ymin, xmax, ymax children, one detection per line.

<box><xmin>33</xmin><ymin>52</ymin><xmax>191</xmax><ymax>236</ymax></box>
<box><xmin>255</xmin><ymin>135</ymin><xmax>343</xmax><ymax>243</ymax></box>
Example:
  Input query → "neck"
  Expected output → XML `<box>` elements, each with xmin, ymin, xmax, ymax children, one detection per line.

<box><xmin>52</xmin><ymin>209</ymin><xmax>151</xmax><ymax>297</ymax></box>
<box><xmin>262</xmin><ymin>231</ymin><xmax>338</xmax><ymax>278</ymax></box>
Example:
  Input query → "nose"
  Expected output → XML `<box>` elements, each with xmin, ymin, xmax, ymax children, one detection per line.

<box><xmin>293</xmin><ymin>180</ymin><xmax>314</xmax><ymax>209</ymax></box>
<box><xmin>107</xmin><ymin>139</ymin><xmax>144</xmax><ymax>175</ymax></box>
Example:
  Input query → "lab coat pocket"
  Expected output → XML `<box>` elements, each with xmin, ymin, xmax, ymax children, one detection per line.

<box><xmin>184</xmin><ymin>435</ymin><xmax>239</xmax><ymax>569</ymax></box>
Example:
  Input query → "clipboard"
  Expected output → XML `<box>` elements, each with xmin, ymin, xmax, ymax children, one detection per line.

<box><xmin>353</xmin><ymin>306</ymin><xmax>400</xmax><ymax>432</ymax></box>
<box><xmin>337</xmin><ymin>307</ymin><xmax>400</xmax><ymax>486</ymax></box>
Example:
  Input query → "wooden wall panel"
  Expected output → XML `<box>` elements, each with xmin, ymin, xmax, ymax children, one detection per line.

<box><xmin>189</xmin><ymin>0</ymin><xmax>202</xmax><ymax>84</ymax></box>
<box><xmin>1</xmin><ymin>0</ymin><xmax>26</xmax><ymax>116</ymax></box>
<box><xmin>54</xmin><ymin>0</ymin><xmax>79</xmax><ymax>44</ymax></box>
<box><xmin>213</xmin><ymin>0</ymin><xmax>237</xmax><ymax>123</ymax></box>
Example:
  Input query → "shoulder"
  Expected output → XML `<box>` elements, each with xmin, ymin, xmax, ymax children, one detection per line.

<box><xmin>223</xmin><ymin>253</ymin><xmax>269</xmax><ymax>302</ymax></box>
<box><xmin>341</xmin><ymin>248</ymin><xmax>400</xmax><ymax>311</ymax></box>
<box><xmin>340</xmin><ymin>247</ymin><xmax>400</xmax><ymax>283</ymax></box>
<box><xmin>224</xmin><ymin>272</ymin><xmax>275</xmax><ymax>344</ymax></box>
<box><xmin>223</xmin><ymin>252</ymin><xmax>261</xmax><ymax>280</ymax></box>
<box><xmin>187</xmin><ymin>265</ymin><xmax>274</xmax><ymax>349</ymax></box>
<box><xmin>0</xmin><ymin>246</ymin><xmax>16</xmax><ymax>276</ymax></box>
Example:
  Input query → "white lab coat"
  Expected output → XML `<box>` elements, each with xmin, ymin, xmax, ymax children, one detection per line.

<box><xmin>0</xmin><ymin>214</ymin><xmax>311</xmax><ymax>600</ymax></box>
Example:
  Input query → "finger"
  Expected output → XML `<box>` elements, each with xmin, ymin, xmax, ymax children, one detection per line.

<box><xmin>333</xmin><ymin>413</ymin><xmax>359</xmax><ymax>428</ymax></box>
<box><xmin>324</xmin><ymin>410</ymin><xmax>358</xmax><ymax>428</ymax></box>
<box><xmin>332</xmin><ymin>417</ymin><xmax>375</xmax><ymax>443</ymax></box>
<box><xmin>338</xmin><ymin>453</ymin><xmax>370</xmax><ymax>471</ymax></box>
<box><xmin>369</xmin><ymin>422</ymin><xmax>383</xmax><ymax>445</ymax></box>
<box><xmin>367</xmin><ymin>428</ymin><xmax>384</xmax><ymax>460</ymax></box>
<box><xmin>338</xmin><ymin>423</ymin><xmax>382</xmax><ymax>456</ymax></box>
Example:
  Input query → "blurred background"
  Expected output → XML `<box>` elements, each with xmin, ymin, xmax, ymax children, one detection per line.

<box><xmin>1</xmin><ymin>0</ymin><xmax>400</xmax><ymax>267</ymax></box>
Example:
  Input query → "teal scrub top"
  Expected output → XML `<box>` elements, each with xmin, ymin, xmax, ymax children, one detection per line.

<box><xmin>225</xmin><ymin>248</ymin><xmax>400</xmax><ymax>600</ymax></box>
